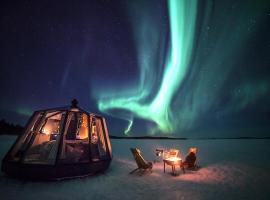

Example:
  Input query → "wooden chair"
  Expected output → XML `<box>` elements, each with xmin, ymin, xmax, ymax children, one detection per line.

<box><xmin>130</xmin><ymin>148</ymin><xmax>153</xmax><ymax>174</ymax></box>
<box><xmin>182</xmin><ymin>147</ymin><xmax>199</xmax><ymax>170</ymax></box>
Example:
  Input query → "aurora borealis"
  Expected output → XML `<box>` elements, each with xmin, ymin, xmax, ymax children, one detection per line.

<box><xmin>98</xmin><ymin>0</ymin><xmax>198</xmax><ymax>134</ymax></box>
<box><xmin>0</xmin><ymin>0</ymin><xmax>270</xmax><ymax>137</ymax></box>
<box><xmin>96</xmin><ymin>0</ymin><xmax>270</xmax><ymax>135</ymax></box>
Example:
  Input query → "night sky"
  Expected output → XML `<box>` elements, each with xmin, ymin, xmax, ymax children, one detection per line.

<box><xmin>1</xmin><ymin>0</ymin><xmax>270</xmax><ymax>137</ymax></box>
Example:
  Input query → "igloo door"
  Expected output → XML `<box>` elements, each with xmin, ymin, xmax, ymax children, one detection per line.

<box><xmin>90</xmin><ymin>117</ymin><xmax>110</xmax><ymax>161</ymax></box>
<box><xmin>59</xmin><ymin>112</ymin><xmax>90</xmax><ymax>164</ymax></box>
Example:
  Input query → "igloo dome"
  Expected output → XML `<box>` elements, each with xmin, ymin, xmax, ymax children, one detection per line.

<box><xmin>2</xmin><ymin>100</ymin><xmax>112</xmax><ymax>180</ymax></box>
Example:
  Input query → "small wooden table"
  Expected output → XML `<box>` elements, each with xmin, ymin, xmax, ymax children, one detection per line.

<box><xmin>163</xmin><ymin>157</ymin><xmax>185</xmax><ymax>176</ymax></box>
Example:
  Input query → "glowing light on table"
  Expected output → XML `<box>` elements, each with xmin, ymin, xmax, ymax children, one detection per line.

<box><xmin>165</xmin><ymin>157</ymin><xmax>182</xmax><ymax>163</ymax></box>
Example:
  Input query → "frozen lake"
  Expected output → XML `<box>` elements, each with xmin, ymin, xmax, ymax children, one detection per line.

<box><xmin>0</xmin><ymin>135</ymin><xmax>270</xmax><ymax>200</ymax></box>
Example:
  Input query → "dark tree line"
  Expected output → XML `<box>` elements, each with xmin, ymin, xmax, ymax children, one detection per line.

<box><xmin>0</xmin><ymin>119</ymin><xmax>23</xmax><ymax>135</ymax></box>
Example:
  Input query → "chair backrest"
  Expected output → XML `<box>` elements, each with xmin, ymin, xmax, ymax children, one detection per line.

<box><xmin>130</xmin><ymin>148</ymin><xmax>148</xmax><ymax>168</ymax></box>
<box><xmin>189</xmin><ymin>147</ymin><xmax>198</xmax><ymax>155</ymax></box>
<box><xmin>185</xmin><ymin>148</ymin><xmax>198</xmax><ymax>167</ymax></box>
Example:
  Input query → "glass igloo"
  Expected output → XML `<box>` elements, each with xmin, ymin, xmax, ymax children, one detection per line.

<box><xmin>2</xmin><ymin>100</ymin><xmax>112</xmax><ymax>180</ymax></box>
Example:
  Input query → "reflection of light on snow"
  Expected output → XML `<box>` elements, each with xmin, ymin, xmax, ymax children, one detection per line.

<box><xmin>150</xmin><ymin>172</ymin><xmax>161</xmax><ymax>177</ymax></box>
<box><xmin>177</xmin><ymin>164</ymin><xmax>247</xmax><ymax>186</ymax></box>
<box><xmin>111</xmin><ymin>156</ymin><xmax>248</xmax><ymax>187</ymax></box>
<box><xmin>178</xmin><ymin>166</ymin><xmax>225</xmax><ymax>184</ymax></box>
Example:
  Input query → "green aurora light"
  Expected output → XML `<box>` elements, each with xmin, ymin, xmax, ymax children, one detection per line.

<box><xmin>96</xmin><ymin>0</ymin><xmax>270</xmax><ymax>135</ymax></box>
<box><xmin>98</xmin><ymin>0</ymin><xmax>197</xmax><ymax>134</ymax></box>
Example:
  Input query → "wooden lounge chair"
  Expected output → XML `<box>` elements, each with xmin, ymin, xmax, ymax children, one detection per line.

<box><xmin>182</xmin><ymin>147</ymin><xmax>199</xmax><ymax>170</ymax></box>
<box><xmin>130</xmin><ymin>148</ymin><xmax>153</xmax><ymax>174</ymax></box>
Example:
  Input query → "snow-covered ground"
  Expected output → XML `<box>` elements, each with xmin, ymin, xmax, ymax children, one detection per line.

<box><xmin>0</xmin><ymin>135</ymin><xmax>270</xmax><ymax>200</ymax></box>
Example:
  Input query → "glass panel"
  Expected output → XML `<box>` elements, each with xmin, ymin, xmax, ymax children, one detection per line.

<box><xmin>23</xmin><ymin>111</ymin><xmax>64</xmax><ymax>165</ymax></box>
<box><xmin>96</xmin><ymin>118</ymin><xmax>106</xmax><ymax>157</ymax></box>
<box><xmin>91</xmin><ymin>119</ymin><xmax>98</xmax><ymax>144</ymax></box>
<box><xmin>8</xmin><ymin>112</ymin><xmax>44</xmax><ymax>162</ymax></box>
<box><xmin>102</xmin><ymin>117</ymin><xmax>112</xmax><ymax>158</ymax></box>
<box><xmin>90</xmin><ymin>117</ymin><xmax>107</xmax><ymax>161</ymax></box>
<box><xmin>60</xmin><ymin>112</ymin><xmax>89</xmax><ymax>163</ymax></box>
<box><xmin>90</xmin><ymin>118</ymin><xmax>99</xmax><ymax>161</ymax></box>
